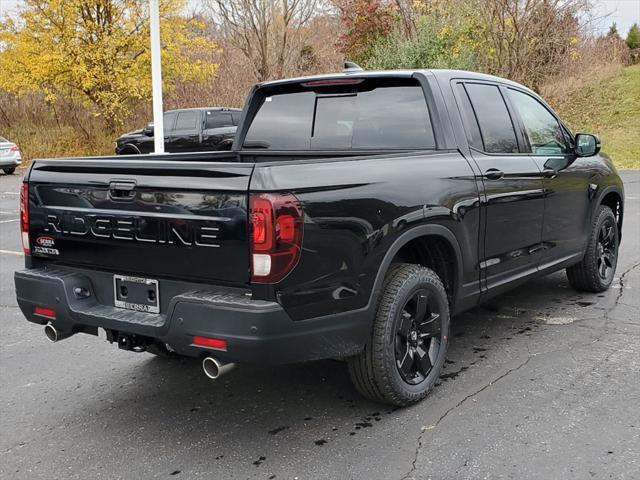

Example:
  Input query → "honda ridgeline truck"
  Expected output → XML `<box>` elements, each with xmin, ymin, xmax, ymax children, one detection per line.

<box><xmin>15</xmin><ymin>69</ymin><xmax>624</xmax><ymax>406</ymax></box>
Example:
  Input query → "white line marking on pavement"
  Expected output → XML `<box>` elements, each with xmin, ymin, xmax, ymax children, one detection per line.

<box><xmin>0</xmin><ymin>249</ymin><xmax>23</xmax><ymax>256</ymax></box>
<box><xmin>0</xmin><ymin>218</ymin><xmax>18</xmax><ymax>223</ymax></box>
<box><xmin>2</xmin><ymin>192</ymin><xmax>19</xmax><ymax>195</ymax></box>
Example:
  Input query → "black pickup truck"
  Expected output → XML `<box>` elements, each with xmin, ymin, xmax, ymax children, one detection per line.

<box><xmin>15</xmin><ymin>69</ymin><xmax>624</xmax><ymax>406</ymax></box>
<box><xmin>115</xmin><ymin>107</ymin><xmax>241</xmax><ymax>154</ymax></box>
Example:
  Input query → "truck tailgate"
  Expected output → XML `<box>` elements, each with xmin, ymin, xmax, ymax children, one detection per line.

<box><xmin>26</xmin><ymin>159</ymin><xmax>253</xmax><ymax>285</ymax></box>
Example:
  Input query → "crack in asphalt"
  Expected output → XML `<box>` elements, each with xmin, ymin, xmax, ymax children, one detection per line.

<box><xmin>614</xmin><ymin>261</ymin><xmax>639</xmax><ymax>304</ymax></box>
<box><xmin>400</xmin><ymin>261</ymin><xmax>640</xmax><ymax>480</ymax></box>
<box><xmin>597</xmin><ymin>260</ymin><xmax>640</xmax><ymax>342</ymax></box>
<box><xmin>400</xmin><ymin>352</ymin><xmax>534</xmax><ymax>480</ymax></box>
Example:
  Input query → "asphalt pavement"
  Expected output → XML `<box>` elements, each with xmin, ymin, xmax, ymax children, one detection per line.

<box><xmin>1</xmin><ymin>170</ymin><xmax>639</xmax><ymax>480</ymax></box>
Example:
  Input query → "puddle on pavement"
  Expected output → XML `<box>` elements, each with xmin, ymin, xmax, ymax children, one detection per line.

<box><xmin>539</xmin><ymin>315</ymin><xmax>578</xmax><ymax>325</ymax></box>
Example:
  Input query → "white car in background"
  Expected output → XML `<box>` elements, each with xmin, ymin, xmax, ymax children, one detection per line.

<box><xmin>0</xmin><ymin>136</ymin><xmax>22</xmax><ymax>174</ymax></box>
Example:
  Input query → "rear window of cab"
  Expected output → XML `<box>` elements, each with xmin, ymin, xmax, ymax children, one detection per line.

<box><xmin>244</xmin><ymin>78</ymin><xmax>435</xmax><ymax>151</ymax></box>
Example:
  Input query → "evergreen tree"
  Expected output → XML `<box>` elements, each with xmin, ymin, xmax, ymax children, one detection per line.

<box><xmin>607</xmin><ymin>22</ymin><xmax>621</xmax><ymax>40</ymax></box>
<box><xmin>627</xmin><ymin>23</ymin><xmax>640</xmax><ymax>50</ymax></box>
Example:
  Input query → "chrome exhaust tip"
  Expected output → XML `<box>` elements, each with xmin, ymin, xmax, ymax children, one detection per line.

<box><xmin>44</xmin><ymin>323</ymin><xmax>58</xmax><ymax>342</ymax></box>
<box><xmin>44</xmin><ymin>324</ymin><xmax>74</xmax><ymax>342</ymax></box>
<box><xmin>202</xmin><ymin>356</ymin><xmax>235</xmax><ymax>380</ymax></box>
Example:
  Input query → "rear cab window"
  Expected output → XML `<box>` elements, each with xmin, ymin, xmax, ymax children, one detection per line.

<box><xmin>205</xmin><ymin>111</ymin><xmax>234</xmax><ymax>129</ymax></box>
<box><xmin>243</xmin><ymin>78</ymin><xmax>435</xmax><ymax>151</ymax></box>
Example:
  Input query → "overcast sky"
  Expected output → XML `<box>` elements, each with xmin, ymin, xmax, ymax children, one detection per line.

<box><xmin>0</xmin><ymin>0</ymin><xmax>639</xmax><ymax>37</ymax></box>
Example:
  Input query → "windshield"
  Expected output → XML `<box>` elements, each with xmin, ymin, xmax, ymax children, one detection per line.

<box><xmin>244</xmin><ymin>78</ymin><xmax>435</xmax><ymax>151</ymax></box>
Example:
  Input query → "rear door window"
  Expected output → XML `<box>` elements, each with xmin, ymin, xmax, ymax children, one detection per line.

<box><xmin>463</xmin><ymin>83</ymin><xmax>519</xmax><ymax>154</ymax></box>
<box><xmin>244</xmin><ymin>79</ymin><xmax>435</xmax><ymax>150</ymax></box>
<box><xmin>454</xmin><ymin>83</ymin><xmax>483</xmax><ymax>151</ymax></box>
<box><xmin>174</xmin><ymin>111</ymin><xmax>200</xmax><ymax>134</ymax></box>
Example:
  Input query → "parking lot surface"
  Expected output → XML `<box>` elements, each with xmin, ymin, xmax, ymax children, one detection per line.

<box><xmin>1</xmin><ymin>170</ymin><xmax>639</xmax><ymax>480</ymax></box>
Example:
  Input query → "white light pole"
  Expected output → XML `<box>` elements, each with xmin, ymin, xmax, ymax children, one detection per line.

<box><xmin>149</xmin><ymin>0</ymin><xmax>164</xmax><ymax>154</ymax></box>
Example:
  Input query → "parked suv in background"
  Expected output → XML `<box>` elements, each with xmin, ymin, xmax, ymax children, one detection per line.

<box><xmin>0</xmin><ymin>136</ymin><xmax>22</xmax><ymax>174</ymax></box>
<box><xmin>16</xmin><ymin>69</ymin><xmax>624</xmax><ymax>406</ymax></box>
<box><xmin>115</xmin><ymin>107</ymin><xmax>241</xmax><ymax>154</ymax></box>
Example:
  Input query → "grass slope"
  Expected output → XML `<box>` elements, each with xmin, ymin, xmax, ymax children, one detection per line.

<box><xmin>552</xmin><ymin>65</ymin><xmax>640</xmax><ymax>169</ymax></box>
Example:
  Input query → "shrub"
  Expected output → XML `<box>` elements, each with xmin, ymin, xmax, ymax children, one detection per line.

<box><xmin>363</xmin><ymin>8</ymin><xmax>481</xmax><ymax>70</ymax></box>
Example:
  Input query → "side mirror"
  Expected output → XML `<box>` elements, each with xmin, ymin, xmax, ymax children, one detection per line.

<box><xmin>575</xmin><ymin>133</ymin><xmax>600</xmax><ymax>157</ymax></box>
<box><xmin>143</xmin><ymin>123</ymin><xmax>154</xmax><ymax>136</ymax></box>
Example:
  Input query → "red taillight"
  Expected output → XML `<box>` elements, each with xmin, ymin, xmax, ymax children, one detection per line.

<box><xmin>250</xmin><ymin>195</ymin><xmax>274</xmax><ymax>251</ymax></box>
<box><xmin>34</xmin><ymin>306</ymin><xmax>55</xmax><ymax>319</ymax></box>
<box><xmin>20</xmin><ymin>182</ymin><xmax>29</xmax><ymax>254</ymax></box>
<box><xmin>193</xmin><ymin>335</ymin><xmax>227</xmax><ymax>351</ymax></box>
<box><xmin>249</xmin><ymin>193</ymin><xmax>303</xmax><ymax>283</ymax></box>
<box><xmin>9</xmin><ymin>145</ymin><xmax>19</xmax><ymax>152</ymax></box>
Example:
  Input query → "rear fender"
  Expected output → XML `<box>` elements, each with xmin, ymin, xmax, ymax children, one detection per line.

<box><xmin>366</xmin><ymin>224</ymin><xmax>464</xmax><ymax>313</ymax></box>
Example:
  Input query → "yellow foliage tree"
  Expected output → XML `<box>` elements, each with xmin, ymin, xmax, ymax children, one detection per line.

<box><xmin>0</xmin><ymin>0</ymin><xmax>219</xmax><ymax>130</ymax></box>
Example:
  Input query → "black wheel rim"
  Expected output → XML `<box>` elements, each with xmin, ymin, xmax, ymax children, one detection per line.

<box><xmin>394</xmin><ymin>289</ymin><xmax>442</xmax><ymax>385</ymax></box>
<box><xmin>597</xmin><ymin>218</ymin><xmax>617</xmax><ymax>282</ymax></box>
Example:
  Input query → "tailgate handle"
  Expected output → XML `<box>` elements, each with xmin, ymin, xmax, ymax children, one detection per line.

<box><xmin>109</xmin><ymin>181</ymin><xmax>136</xmax><ymax>201</ymax></box>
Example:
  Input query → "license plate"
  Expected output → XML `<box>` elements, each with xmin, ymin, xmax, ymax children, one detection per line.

<box><xmin>113</xmin><ymin>275</ymin><xmax>160</xmax><ymax>314</ymax></box>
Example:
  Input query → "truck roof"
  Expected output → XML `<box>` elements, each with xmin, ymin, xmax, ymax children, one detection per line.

<box><xmin>258</xmin><ymin>69</ymin><xmax>530</xmax><ymax>93</ymax></box>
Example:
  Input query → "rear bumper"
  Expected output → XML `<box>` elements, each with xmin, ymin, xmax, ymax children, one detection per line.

<box><xmin>0</xmin><ymin>155</ymin><xmax>21</xmax><ymax>167</ymax></box>
<box><xmin>14</xmin><ymin>267</ymin><xmax>368</xmax><ymax>364</ymax></box>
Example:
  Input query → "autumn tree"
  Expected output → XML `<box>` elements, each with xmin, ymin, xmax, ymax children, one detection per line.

<box><xmin>206</xmin><ymin>0</ymin><xmax>319</xmax><ymax>81</ymax></box>
<box><xmin>478</xmin><ymin>0</ymin><xmax>588</xmax><ymax>89</ymax></box>
<box><xmin>334</xmin><ymin>0</ymin><xmax>396</xmax><ymax>63</ymax></box>
<box><xmin>362</xmin><ymin>0</ymin><xmax>482</xmax><ymax>70</ymax></box>
<box><xmin>0</xmin><ymin>0</ymin><xmax>219</xmax><ymax>130</ymax></box>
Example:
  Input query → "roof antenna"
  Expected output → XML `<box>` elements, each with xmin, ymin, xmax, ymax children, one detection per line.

<box><xmin>343</xmin><ymin>61</ymin><xmax>363</xmax><ymax>73</ymax></box>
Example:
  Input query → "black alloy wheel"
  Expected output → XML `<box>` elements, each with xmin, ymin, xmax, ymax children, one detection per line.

<box><xmin>395</xmin><ymin>289</ymin><xmax>442</xmax><ymax>385</ymax></box>
<box><xmin>596</xmin><ymin>217</ymin><xmax>617</xmax><ymax>283</ymax></box>
<box><xmin>567</xmin><ymin>205</ymin><xmax>619</xmax><ymax>292</ymax></box>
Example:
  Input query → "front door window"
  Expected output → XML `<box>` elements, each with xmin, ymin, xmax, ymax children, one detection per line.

<box><xmin>507</xmin><ymin>89</ymin><xmax>568</xmax><ymax>155</ymax></box>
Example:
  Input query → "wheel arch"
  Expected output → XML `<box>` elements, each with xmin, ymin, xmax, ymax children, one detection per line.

<box><xmin>118</xmin><ymin>144</ymin><xmax>141</xmax><ymax>155</ymax></box>
<box><xmin>368</xmin><ymin>224</ymin><xmax>464</xmax><ymax>311</ymax></box>
<box><xmin>596</xmin><ymin>187</ymin><xmax>624</xmax><ymax>242</ymax></box>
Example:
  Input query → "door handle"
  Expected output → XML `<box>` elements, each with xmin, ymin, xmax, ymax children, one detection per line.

<box><xmin>109</xmin><ymin>180</ymin><xmax>136</xmax><ymax>201</ymax></box>
<box><xmin>542</xmin><ymin>168</ymin><xmax>557</xmax><ymax>178</ymax></box>
<box><xmin>484</xmin><ymin>169</ymin><xmax>504</xmax><ymax>180</ymax></box>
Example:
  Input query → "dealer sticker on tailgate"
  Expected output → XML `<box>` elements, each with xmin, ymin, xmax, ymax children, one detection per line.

<box><xmin>113</xmin><ymin>275</ymin><xmax>160</xmax><ymax>314</ymax></box>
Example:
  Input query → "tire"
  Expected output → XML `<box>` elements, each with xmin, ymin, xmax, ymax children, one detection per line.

<box><xmin>348</xmin><ymin>263</ymin><xmax>450</xmax><ymax>406</ymax></box>
<box><xmin>3</xmin><ymin>167</ymin><xmax>16</xmax><ymax>175</ymax></box>
<box><xmin>117</xmin><ymin>147</ymin><xmax>140</xmax><ymax>155</ymax></box>
<box><xmin>566</xmin><ymin>205</ymin><xmax>619</xmax><ymax>292</ymax></box>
